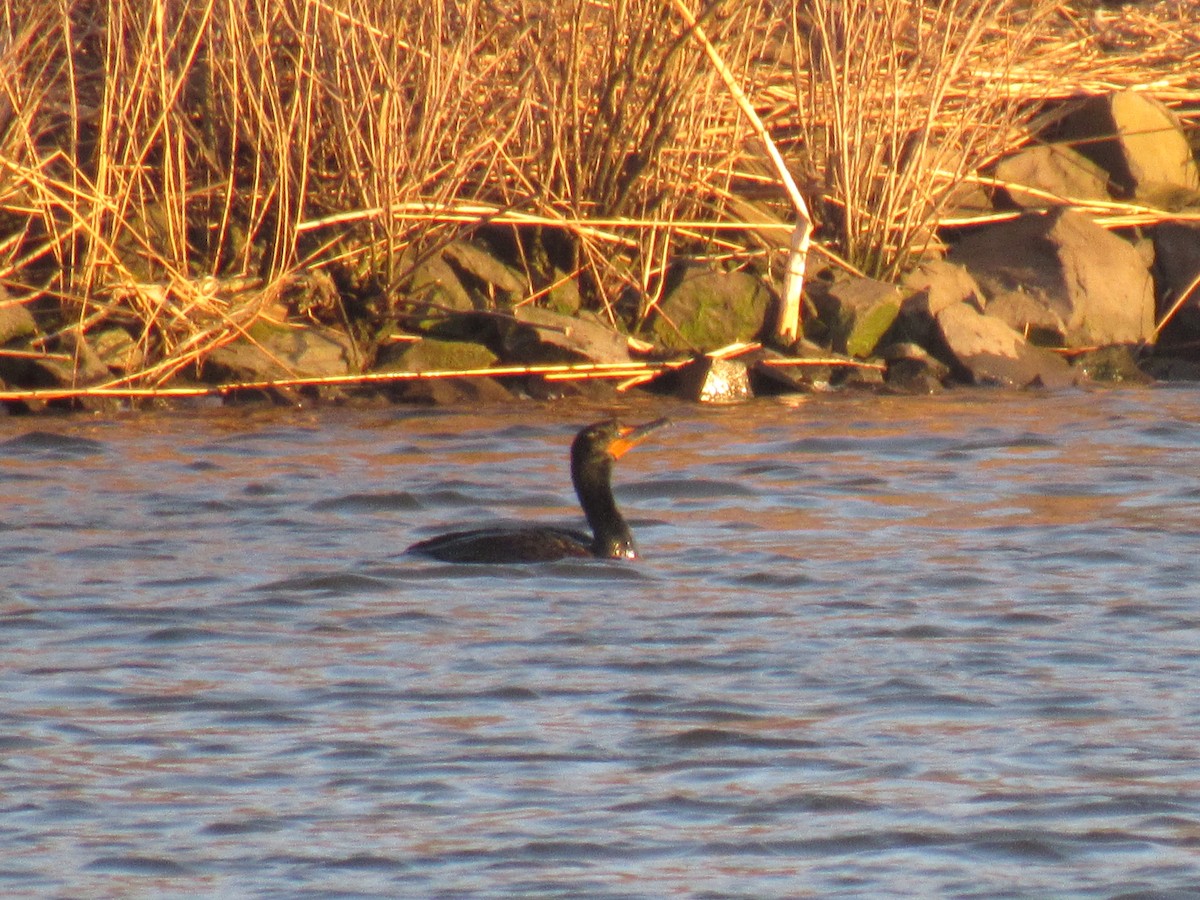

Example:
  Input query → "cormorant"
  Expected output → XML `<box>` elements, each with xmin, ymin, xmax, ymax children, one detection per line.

<box><xmin>407</xmin><ymin>417</ymin><xmax>669</xmax><ymax>563</ymax></box>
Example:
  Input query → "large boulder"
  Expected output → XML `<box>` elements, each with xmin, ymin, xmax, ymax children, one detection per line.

<box><xmin>897</xmin><ymin>259</ymin><xmax>985</xmax><ymax>347</ymax></box>
<box><xmin>506</xmin><ymin>306</ymin><xmax>631</xmax><ymax>364</ymax></box>
<box><xmin>205</xmin><ymin>320</ymin><xmax>360</xmax><ymax>383</ymax></box>
<box><xmin>991</xmin><ymin>143</ymin><xmax>1112</xmax><ymax>207</ymax></box>
<box><xmin>650</xmin><ymin>264</ymin><xmax>773</xmax><ymax>353</ymax></box>
<box><xmin>948</xmin><ymin>208</ymin><xmax>1154</xmax><ymax>348</ymax></box>
<box><xmin>1055</xmin><ymin>90</ymin><xmax>1200</xmax><ymax>207</ymax></box>
<box><xmin>807</xmin><ymin>276</ymin><xmax>900</xmax><ymax>358</ymax></box>
<box><xmin>934</xmin><ymin>301</ymin><xmax>1077</xmax><ymax>388</ymax></box>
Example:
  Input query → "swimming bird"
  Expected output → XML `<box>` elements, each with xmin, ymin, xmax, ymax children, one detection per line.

<box><xmin>407</xmin><ymin>417</ymin><xmax>669</xmax><ymax>563</ymax></box>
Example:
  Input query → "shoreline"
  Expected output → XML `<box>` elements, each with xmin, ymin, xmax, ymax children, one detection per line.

<box><xmin>1</xmin><ymin>2</ymin><xmax>1197</xmax><ymax>414</ymax></box>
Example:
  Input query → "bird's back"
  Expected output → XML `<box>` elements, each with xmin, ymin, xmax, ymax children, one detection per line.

<box><xmin>407</xmin><ymin>524</ymin><xmax>595</xmax><ymax>563</ymax></box>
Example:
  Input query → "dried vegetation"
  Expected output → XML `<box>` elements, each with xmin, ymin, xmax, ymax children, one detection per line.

<box><xmin>0</xmin><ymin>0</ymin><xmax>1196</xmax><ymax>393</ymax></box>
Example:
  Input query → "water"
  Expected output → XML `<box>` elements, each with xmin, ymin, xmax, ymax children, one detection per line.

<box><xmin>2</xmin><ymin>387</ymin><xmax>1200</xmax><ymax>898</ymax></box>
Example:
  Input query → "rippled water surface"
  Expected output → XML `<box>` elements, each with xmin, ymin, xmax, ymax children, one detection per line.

<box><xmin>3</xmin><ymin>388</ymin><xmax>1200</xmax><ymax>898</ymax></box>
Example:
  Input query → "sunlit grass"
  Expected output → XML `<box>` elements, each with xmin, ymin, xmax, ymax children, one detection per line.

<box><xmin>0</xmin><ymin>0</ymin><xmax>1194</xmax><ymax>388</ymax></box>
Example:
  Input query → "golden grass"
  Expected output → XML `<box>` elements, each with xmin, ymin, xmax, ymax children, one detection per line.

<box><xmin>0</xmin><ymin>0</ymin><xmax>1197</xmax><ymax>397</ymax></box>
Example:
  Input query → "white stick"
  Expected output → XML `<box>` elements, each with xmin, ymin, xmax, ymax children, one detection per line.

<box><xmin>670</xmin><ymin>0</ymin><xmax>813</xmax><ymax>343</ymax></box>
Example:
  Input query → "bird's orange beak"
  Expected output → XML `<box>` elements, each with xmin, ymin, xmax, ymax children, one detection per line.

<box><xmin>608</xmin><ymin>417</ymin><xmax>671</xmax><ymax>459</ymax></box>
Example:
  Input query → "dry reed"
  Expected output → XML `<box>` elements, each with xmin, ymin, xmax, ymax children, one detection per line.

<box><xmin>777</xmin><ymin>0</ymin><xmax>1061</xmax><ymax>279</ymax></box>
<box><xmin>0</xmin><ymin>0</ymin><xmax>1196</xmax><ymax>398</ymax></box>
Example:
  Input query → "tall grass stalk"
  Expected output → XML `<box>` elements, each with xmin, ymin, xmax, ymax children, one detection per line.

<box><xmin>791</xmin><ymin>0</ymin><xmax>1058</xmax><ymax>280</ymax></box>
<box><xmin>1</xmin><ymin>0</ymin><xmax>768</xmax><ymax>378</ymax></box>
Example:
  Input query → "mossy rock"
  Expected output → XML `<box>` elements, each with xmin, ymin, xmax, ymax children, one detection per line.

<box><xmin>809</xmin><ymin>276</ymin><xmax>901</xmax><ymax>358</ymax></box>
<box><xmin>544</xmin><ymin>267</ymin><xmax>582</xmax><ymax>315</ymax></box>
<box><xmin>376</xmin><ymin>338</ymin><xmax>498</xmax><ymax>373</ymax></box>
<box><xmin>651</xmin><ymin>265</ymin><xmax>772</xmax><ymax>353</ymax></box>
<box><xmin>1073</xmin><ymin>345</ymin><xmax>1151</xmax><ymax>383</ymax></box>
<box><xmin>845</xmin><ymin>299</ymin><xmax>900</xmax><ymax>358</ymax></box>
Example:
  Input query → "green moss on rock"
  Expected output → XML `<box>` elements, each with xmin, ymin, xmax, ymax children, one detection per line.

<box><xmin>651</xmin><ymin>267</ymin><xmax>771</xmax><ymax>353</ymax></box>
<box><xmin>379</xmin><ymin>338</ymin><xmax>498</xmax><ymax>373</ymax></box>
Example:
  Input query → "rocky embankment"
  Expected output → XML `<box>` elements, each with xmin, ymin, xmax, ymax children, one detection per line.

<box><xmin>2</xmin><ymin>90</ymin><xmax>1198</xmax><ymax>412</ymax></box>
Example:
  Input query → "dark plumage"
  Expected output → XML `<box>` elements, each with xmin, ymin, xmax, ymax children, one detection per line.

<box><xmin>407</xmin><ymin>418</ymin><xmax>669</xmax><ymax>564</ymax></box>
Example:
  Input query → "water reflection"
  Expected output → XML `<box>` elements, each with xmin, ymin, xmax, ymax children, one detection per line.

<box><xmin>2</xmin><ymin>390</ymin><xmax>1200</xmax><ymax>896</ymax></box>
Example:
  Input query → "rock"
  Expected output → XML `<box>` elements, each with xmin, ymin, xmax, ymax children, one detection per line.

<box><xmin>1142</xmin><ymin>355</ymin><xmax>1200</xmax><ymax>381</ymax></box>
<box><xmin>394</xmin><ymin>375</ymin><xmax>514</xmax><ymax>405</ymax></box>
<box><xmin>675</xmin><ymin>355</ymin><xmax>753</xmax><ymax>403</ymax></box>
<box><xmin>91</xmin><ymin>327</ymin><xmax>144</xmax><ymax>374</ymax></box>
<box><xmin>745</xmin><ymin>343</ymin><xmax>831</xmax><ymax>393</ymax></box>
<box><xmin>991</xmin><ymin>143</ymin><xmax>1112</xmax><ymax>206</ymax></box>
<box><xmin>1151</xmin><ymin>223</ymin><xmax>1200</xmax><ymax>345</ymax></box>
<box><xmin>1072</xmin><ymin>345</ymin><xmax>1151</xmax><ymax>384</ymax></box>
<box><xmin>403</xmin><ymin>251</ymin><xmax>475</xmax><ymax>315</ymax></box>
<box><xmin>204</xmin><ymin>321</ymin><xmax>359</xmax><ymax>383</ymax></box>
<box><xmin>982</xmin><ymin>290</ymin><xmax>1067</xmax><ymax>345</ymax></box>
<box><xmin>37</xmin><ymin>329</ymin><xmax>109</xmax><ymax>386</ymax></box>
<box><xmin>507</xmin><ymin>306</ymin><xmax>631</xmax><ymax>364</ymax></box>
<box><xmin>0</xmin><ymin>292</ymin><xmax>36</xmax><ymax>344</ymax></box>
<box><xmin>26</xmin><ymin>330</ymin><xmax>120</xmax><ymax>410</ymax></box>
<box><xmin>442</xmin><ymin>240</ymin><xmax>526</xmax><ymax>301</ymax></box>
<box><xmin>942</xmin><ymin>179</ymin><xmax>994</xmax><ymax>218</ymax></box>
<box><xmin>650</xmin><ymin>264</ymin><xmax>773</xmax><ymax>353</ymax></box>
<box><xmin>398</xmin><ymin>244</ymin><xmax>532</xmax><ymax>338</ymax></box>
<box><xmin>881</xmin><ymin>341</ymin><xmax>950</xmax><ymax>393</ymax></box>
<box><xmin>110</xmin><ymin>201</ymin><xmax>176</xmax><ymax>283</ymax></box>
<box><xmin>1055</xmin><ymin>90</ymin><xmax>1200</xmax><ymax>207</ymax></box>
<box><xmin>376</xmin><ymin>337</ymin><xmax>498</xmax><ymax>373</ymax></box>
<box><xmin>902</xmin><ymin>260</ymin><xmax>985</xmax><ymax>315</ymax></box>
<box><xmin>521</xmin><ymin>374</ymin><xmax>619</xmax><ymax>402</ymax></box>
<box><xmin>838</xmin><ymin>361</ymin><xmax>887</xmax><ymax>389</ymax></box>
<box><xmin>948</xmin><ymin>208</ymin><xmax>1154</xmax><ymax>347</ymax></box>
<box><xmin>544</xmin><ymin>267</ymin><xmax>583</xmax><ymax>315</ymax></box>
<box><xmin>0</xmin><ymin>289</ymin><xmax>40</xmax><ymax>386</ymax></box>
<box><xmin>898</xmin><ymin>259</ymin><xmax>985</xmax><ymax>347</ymax></box>
<box><xmin>369</xmin><ymin>337</ymin><xmax>510</xmax><ymax>404</ymax></box>
<box><xmin>808</xmin><ymin>276</ymin><xmax>901</xmax><ymax>358</ymax></box>
<box><xmin>934</xmin><ymin>301</ymin><xmax>1078</xmax><ymax>388</ymax></box>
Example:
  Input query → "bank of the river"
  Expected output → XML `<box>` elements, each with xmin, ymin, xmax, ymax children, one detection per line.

<box><xmin>0</xmin><ymin>1</ymin><xmax>1197</xmax><ymax>413</ymax></box>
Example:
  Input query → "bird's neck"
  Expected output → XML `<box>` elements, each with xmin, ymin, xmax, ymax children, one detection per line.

<box><xmin>573</xmin><ymin>459</ymin><xmax>635</xmax><ymax>558</ymax></box>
